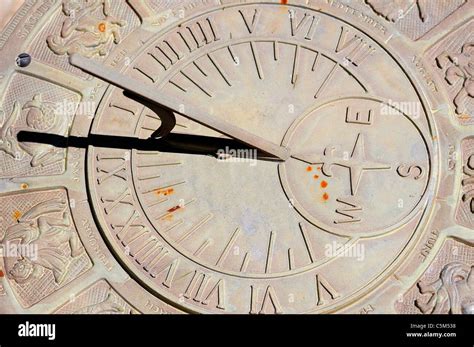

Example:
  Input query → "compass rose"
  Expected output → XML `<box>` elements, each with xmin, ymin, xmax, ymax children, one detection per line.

<box><xmin>293</xmin><ymin>133</ymin><xmax>392</xmax><ymax>195</ymax></box>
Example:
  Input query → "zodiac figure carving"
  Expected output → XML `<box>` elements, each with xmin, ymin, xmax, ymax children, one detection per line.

<box><xmin>0</xmin><ymin>94</ymin><xmax>68</xmax><ymax>167</ymax></box>
<box><xmin>20</xmin><ymin>94</ymin><xmax>69</xmax><ymax>167</ymax></box>
<box><xmin>47</xmin><ymin>0</ymin><xmax>127</xmax><ymax>58</ymax></box>
<box><xmin>415</xmin><ymin>262</ymin><xmax>474</xmax><ymax>314</ymax></box>
<box><xmin>0</xmin><ymin>199</ymin><xmax>85</xmax><ymax>285</ymax></box>
<box><xmin>73</xmin><ymin>290</ymin><xmax>126</xmax><ymax>314</ymax></box>
<box><xmin>436</xmin><ymin>43</ymin><xmax>474</xmax><ymax>115</ymax></box>
<box><xmin>0</xmin><ymin>104</ymin><xmax>23</xmax><ymax>160</ymax></box>
<box><xmin>365</xmin><ymin>0</ymin><xmax>427</xmax><ymax>23</ymax></box>
<box><xmin>462</xmin><ymin>154</ymin><xmax>474</xmax><ymax>213</ymax></box>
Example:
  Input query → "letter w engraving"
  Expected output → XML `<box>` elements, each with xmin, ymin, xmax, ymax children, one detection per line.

<box><xmin>334</xmin><ymin>197</ymin><xmax>362</xmax><ymax>224</ymax></box>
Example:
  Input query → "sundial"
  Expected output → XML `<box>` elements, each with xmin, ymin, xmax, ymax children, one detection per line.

<box><xmin>0</xmin><ymin>0</ymin><xmax>472</xmax><ymax>314</ymax></box>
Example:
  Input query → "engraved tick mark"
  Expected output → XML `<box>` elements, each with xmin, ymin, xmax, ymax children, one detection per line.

<box><xmin>194</xmin><ymin>239</ymin><xmax>212</xmax><ymax>256</ymax></box>
<box><xmin>216</xmin><ymin>228</ymin><xmax>240</xmax><ymax>267</ymax></box>
<box><xmin>240</xmin><ymin>252</ymin><xmax>250</xmax><ymax>272</ymax></box>
<box><xmin>265</xmin><ymin>231</ymin><xmax>275</xmax><ymax>273</ymax></box>
<box><xmin>291</xmin><ymin>45</ymin><xmax>300</xmax><ymax>85</ymax></box>
<box><xmin>250</xmin><ymin>41</ymin><xmax>264</xmax><ymax>79</ymax></box>
<box><xmin>176</xmin><ymin>213</ymin><xmax>213</xmax><ymax>244</ymax></box>
<box><xmin>299</xmin><ymin>222</ymin><xmax>315</xmax><ymax>263</ymax></box>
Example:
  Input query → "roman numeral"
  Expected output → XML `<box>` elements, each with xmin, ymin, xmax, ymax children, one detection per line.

<box><xmin>178</xmin><ymin>17</ymin><xmax>221</xmax><ymax>52</ymax></box>
<box><xmin>290</xmin><ymin>11</ymin><xmax>319</xmax><ymax>40</ymax></box>
<box><xmin>150</xmin><ymin>256</ymin><xmax>179</xmax><ymax>288</ymax></box>
<box><xmin>183</xmin><ymin>271</ymin><xmax>226</xmax><ymax>310</ymax></box>
<box><xmin>148</xmin><ymin>40</ymin><xmax>184</xmax><ymax>71</ymax></box>
<box><xmin>250</xmin><ymin>285</ymin><xmax>283</xmax><ymax>314</ymax></box>
<box><xmin>315</xmin><ymin>274</ymin><xmax>340</xmax><ymax>306</ymax></box>
<box><xmin>345</xmin><ymin>106</ymin><xmax>372</xmax><ymax>125</ymax></box>
<box><xmin>112</xmin><ymin>210</ymin><xmax>143</xmax><ymax>244</ymax></box>
<box><xmin>113</xmin><ymin>223</ymin><xmax>177</xmax><ymax>286</ymax></box>
<box><xmin>239</xmin><ymin>8</ymin><xmax>261</xmax><ymax>34</ymax></box>
<box><xmin>101</xmin><ymin>187</ymin><xmax>133</xmax><ymax>214</ymax></box>
<box><xmin>335</xmin><ymin>27</ymin><xmax>375</xmax><ymax>67</ymax></box>
<box><xmin>95</xmin><ymin>153</ymin><xmax>128</xmax><ymax>184</ymax></box>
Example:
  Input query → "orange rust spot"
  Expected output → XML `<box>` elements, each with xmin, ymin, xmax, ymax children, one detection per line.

<box><xmin>280</xmin><ymin>0</ymin><xmax>288</xmax><ymax>4</ymax></box>
<box><xmin>306</xmin><ymin>166</ymin><xmax>313</xmax><ymax>172</ymax></box>
<box><xmin>13</xmin><ymin>210</ymin><xmax>22</xmax><ymax>221</ymax></box>
<box><xmin>322</xmin><ymin>192</ymin><xmax>329</xmax><ymax>201</ymax></box>
<box><xmin>316</xmin><ymin>167</ymin><xmax>321</xmax><ymax>171</ymax></box>
<box><xmin>20</xmin><ymin>183</ymin><xmax>28</xmax><ymax>189</ymax></box>
<box><xmin>98</xmin><ymin>22</ymin><xmax>106</xmax><ymax>32</ymax></box>
<box><xmin>155</xmin><ymin>188</ymin><xmax>174</xmax><ymax>196</ymax></box>
<box><xmin>321</xmin><ymin>180</ymin><xmax>328</xmax><ymax>188</ymax></box>
<box><xmin>162</xmin><ymin>215</ymin><xmax>173</xmax><ymax>222</ymax></box>
<box><xmin>313</xmin><ymin>174</ymin><xmax>319</xmax><ymax>180</ymax></box>
<box><xmin>0</xmin><ymin>269</ymin><xmax>4</xmax><ymax>277</ymax></box>
<box><xmin>167</xmin><ymin>205</ymin><xmax>181</xmax><ymax>213</ymax></box>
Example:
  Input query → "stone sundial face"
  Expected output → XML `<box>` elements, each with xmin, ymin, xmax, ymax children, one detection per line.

<box><xmin>0</xmin><ymin>0</ymin><xmax>472</xmax><ymax>315</ymax></box>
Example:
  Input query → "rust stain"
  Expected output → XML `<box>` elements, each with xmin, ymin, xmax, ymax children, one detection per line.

<box><xmin>167</xmin><ymin>205</ymin><xmax>181</xmax><ymax>213</ymax></box>
<box><xmin>280</xmin><ymin>0</ymin><xmax>288</xmax><ymax>4</ymax></box>
<box><xmin>155</xmin><ymin>188</ymin><xmax>174</xmax><ymax>196</ymax></box>
<box><xmin>98</xmin><ymin>22</ymin><xmax>106</xmax><ymax>32</ymax></box>
<box><xmin>322</xmin><ymin>192</ymin><xmax>329</xmax><ymax>201</ymax></box>
<box><xmin>20</xmin><ymin>183</ymin><xmax>28</xmax><ymax>189</ymax></box>
<box><xmin>316</xmin><ymin>167</ymin><xmax>321</xmax><ymax>171</ymax></box>
<box><xmin>162</xmin><ymin>204</ymin><xmax>183</xmax><ymax>221</ymax></box>
<box><xmin>313</xmin><ymin>174</ymin><xmax>319</xmax><ymax>180</ymax></box>
<box><xmin>13</xmin><ymin>210</ymin><xmax>22</xmax><ymax>221</ymax></box>
<box><xmin>0</xmin><ymin>269</ymin><xmax>4</xmax><ymax>277</ymax></box>
<box><xmin>162</xmin><ymin>215</ymin><xmax>173</xmax><ymax>221</ymax></box>
<box><xmin>321</xmin><ymin>180</ymin><xmax>328</xmax><ymax>188</ymax></box>
<box><xmin>306</xmin><ymin>166</ymin><xmax>312</xmax><ymax>172</ymax></box>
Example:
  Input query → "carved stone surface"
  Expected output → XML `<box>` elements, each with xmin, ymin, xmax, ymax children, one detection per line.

<box><xmin>0</xmin><ymin>189</ymin><xmax>92</xmax><ymax>308</ymax></box>
<box><xmin>30</xmin><ymin>0</ymin><xmax>140</xmax><ymax>76</ymax></box>
<box><xmin>396</xmin><ymin>238</ymin><xmax>474</xmax><ymax>314</ymax></box>
<box><xmin>0</xmin><ymin>74</ymin><xmax>77</xmax><ymax>178</ymax></box>
<box><xmin>46</xmin><ymin>0</ymin><xmax>127</xmax><ymax>58</ymax></box>
<box><xmin>426</xmin><ymin>20</ymin><xmax>474</xmax><ymax>125</ymax></box>
<box><xmin>55</xmin><ymin>279</ymin><xmax>138</xmax><ymax>314</ymax></box>
<box><xmin>456</xmin><ymin>138</ymin><xmax>474</xmax><ymax>228</ymax></box>
<box><xmin>364</xmin><ymin>0</ymin><xmax>467</xmax><ymax>40</ymax></box>
<box><xmin>365</xmin><ymin>0</ymin><xmax>429</xmax><ymax>23</ymax></box>
<box><xmin>0</xmin><ymin>0</ymin><xmax>472</xmax><ymax>314</ymax></box>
